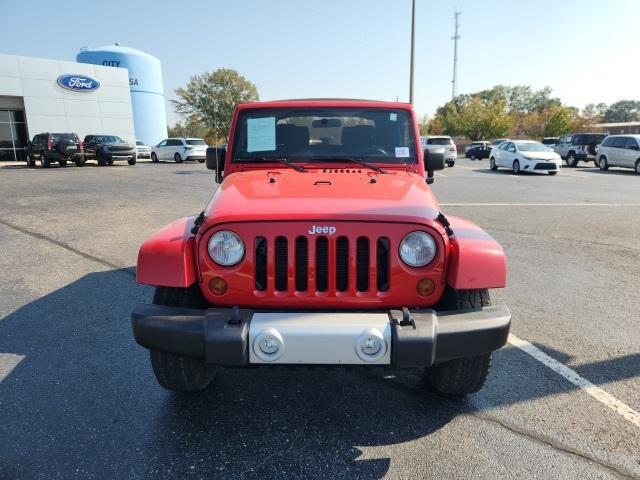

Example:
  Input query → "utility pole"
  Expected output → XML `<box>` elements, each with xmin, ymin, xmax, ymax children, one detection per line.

<box><xmin>409</xmin><ymin>0</ymin><xmax>416</xmax><ymax>104</ymax></box>
<box><xmin>451</xmin><ymin>10</ymin><xmax>461</xmax><ymax>99</ymax></box>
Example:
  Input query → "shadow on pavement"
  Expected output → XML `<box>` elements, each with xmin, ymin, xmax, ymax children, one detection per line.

<box><xmin>0</xmin><ymin>269</ymin><xmax>637</xmax><ymax>479</ymax></box>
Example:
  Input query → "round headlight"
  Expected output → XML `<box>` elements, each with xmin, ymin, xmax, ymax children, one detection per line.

<box><xmin>208</xmin><ymin>230</ymin><xmax>245</xmax><ymax>266</ymax></box>
<box><xmin>399</xmin><ymin>231</ymin><xmax>436</xmax><ymax>267</ymax></box>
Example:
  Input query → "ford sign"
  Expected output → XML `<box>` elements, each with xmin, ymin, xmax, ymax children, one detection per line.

<box><xmin>56</xmin><ymin>74</ymin><xmax>100</xmax><ymax>92</ymax></box>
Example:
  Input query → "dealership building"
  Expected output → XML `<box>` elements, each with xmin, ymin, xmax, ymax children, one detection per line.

<box><xmin>0</xmin><ymin>45</ymin><xmax>167</xmax><ymax>162</ymax></box>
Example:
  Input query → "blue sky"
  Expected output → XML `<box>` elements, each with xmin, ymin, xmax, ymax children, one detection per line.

<box><xmin>2</xmin><ymin>0</ymin><xmax>638</xmax><ymax>124</ymax></box>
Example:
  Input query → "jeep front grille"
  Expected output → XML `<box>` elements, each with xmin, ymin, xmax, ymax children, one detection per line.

<box><xmin>255</xmin><ymin>234</ymin><xmax>390</xmax><ymax>294</ymax></box>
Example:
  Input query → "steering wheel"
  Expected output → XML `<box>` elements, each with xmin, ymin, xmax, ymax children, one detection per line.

<box><xmin>357</xmin><ymin>147</ymin><xmax>389</xmax><ymax>157</ymax></box>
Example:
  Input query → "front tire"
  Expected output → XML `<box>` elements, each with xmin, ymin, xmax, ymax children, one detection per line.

<box><xmin>40</xmin><ymin>152</ymin><xmax>51</xmax><ymax>168</ymax></box>
<box><xmin>566</xmin><ymin>152</ymin><xmax>578</xmax><ymax>168</ymax></box>
<box><xmin>174</xmin><ymin>153</ymin><xmax>183</xmax><ymax>163</ymax></box>
<box><xmin>635</xmin><ymin>160</ymin><xmax>640</xmax><ymax>175</ymax></box>
<box><xmin>58</xmin><ymin>158</ymin><xmax>68</xmax><ymax>167</ymax></box>
<box><xmin>512</xmin><ymin>160</ymin><xmax>520</xmax><ymax>174</ymax></box>
<box><xmin>490</xmin><ymin>157</ymin><xmax>497</xmax><ymax>171</ymax></box>
<box><xmin>151</xmin><ymin>152</ymin><xmax>158</xmax><ymax>163</ymax></box>
<box><xmin>598</xmin><ymin>156</ymin><xmax>609</xmax><ymax>171</ymax></box>
<box><xmin>149</xmin><ymin>286</ymin><xmax>216</xmax><ymax>392</ymax></box>
<box><xmin>128</xmin><ymin>155</ymin><xmax>137</xmax><ymax>165</ymax></box>
<box><xmin>426</xmin><ymin>288</ymin><xmax>493</xmax><ymax>395</ymax></box>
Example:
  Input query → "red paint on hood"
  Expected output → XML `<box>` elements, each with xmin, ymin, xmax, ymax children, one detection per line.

<box><xmin>202</xmin><ymin>168</ymin><xmax>441</xmax><ymax>227</ymax></box>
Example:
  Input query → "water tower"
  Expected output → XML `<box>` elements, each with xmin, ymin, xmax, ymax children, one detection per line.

<box><xmin>77</xmin><ymin>44</ymin><xmax>167</xmax><ymax>146</ymax></box>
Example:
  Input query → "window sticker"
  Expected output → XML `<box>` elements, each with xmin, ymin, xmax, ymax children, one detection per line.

<box><xmin>389</xmin><ymin>113</ymin><xmax>398</xmax><ymax>121</ymax></box>
<box><xmin>395</xmin><ymin>146</ymin><xmax>410</xmax><ymax>157</ymax></box>
<box><xmin>247</xmin><ymin>116</ymin><xmax>276</xmax><ymax>152</ymax></box>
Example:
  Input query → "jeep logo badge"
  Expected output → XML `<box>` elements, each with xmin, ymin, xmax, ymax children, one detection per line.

<box><xmin>308</xmin><ymin>225</ymin><xmax>336</xmax><ymax>235</ymax></box>
<box><xmin>56</xmin><ymin>74</ymin><xmax>101</xmax><ymax>92</ymax></box>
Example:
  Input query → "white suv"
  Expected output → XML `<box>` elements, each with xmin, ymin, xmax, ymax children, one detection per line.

<box><xmin>596</xmin><ymin>135</ymin><xmax>640</xmax><ymax>174</ymax></box>
<box><xmin>420</xmin><ymin>136</ymin><xmax>457</xmax><ymax>167</ymax></box>
<box><xmin>151</xmin><ymin>138</ymin><xmax>208</xmax><ymax>163</ymax></box>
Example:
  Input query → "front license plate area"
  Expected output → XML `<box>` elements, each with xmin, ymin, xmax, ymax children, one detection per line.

<box><xmin>248</xmin><ymin>312</ymin><xmax>391</xmax><ymax>365</ymax></box>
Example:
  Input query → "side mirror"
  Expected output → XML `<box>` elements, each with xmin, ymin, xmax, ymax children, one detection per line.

<box><xmin>206</xmin><ymin>146</ymin><xmax>225</xmax><ymax>183</ymax></box>
<box><xmin>424</xmin><ymin>147</ymin><xmax>445</xmax><ymax>184</ymax></box>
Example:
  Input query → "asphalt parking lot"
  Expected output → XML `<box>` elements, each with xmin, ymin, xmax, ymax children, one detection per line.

<box><xmin>1</xmin><ymin>157</ymin><xmax>639</xmax><ymax>479</ymax></box>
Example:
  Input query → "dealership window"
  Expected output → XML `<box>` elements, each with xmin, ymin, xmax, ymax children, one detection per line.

<box><xmin>0</xmin><ymin>109</ymin><xmax>28</xmax><ymax>161</ymax></box>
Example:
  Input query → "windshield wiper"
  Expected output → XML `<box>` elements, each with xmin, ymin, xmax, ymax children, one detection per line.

<box><xmin>237</xmin><ymin>157</ymin><xmax>307</xmax><ymax>173</ymax></box>
<box><xmin>309</xmin><ymin>157</ymin><xmax>388</xmax><ymax>174</ymax></box>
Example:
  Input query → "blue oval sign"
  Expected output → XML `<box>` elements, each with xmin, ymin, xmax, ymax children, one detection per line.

<box><xmin>56</xmin><ymin>74</ymin><xmax>100</xmax><ymax>92</ymax></box>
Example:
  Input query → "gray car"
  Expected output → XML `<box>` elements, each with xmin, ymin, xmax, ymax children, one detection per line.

<box><xmin>596</xmin><ymin>135</ymin><xmax>640</xmax><ymax>174</ymax></box>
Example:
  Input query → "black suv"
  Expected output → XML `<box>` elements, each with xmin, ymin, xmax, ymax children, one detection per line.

<box><xmin>83</xmin><ymin>135</ymin><xmax>137</xmax><ymax>166</ymax></box>
<box><xmin>26</xmin><ymin>133</ymin><xmax>85</xmax><ymax>168</ymax></box>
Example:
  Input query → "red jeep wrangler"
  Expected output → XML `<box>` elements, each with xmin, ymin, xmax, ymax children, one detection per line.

<box><xmin>132</xmin><ymin>100</ymin><xmax>511</xmax><ymax>395</ymax></box>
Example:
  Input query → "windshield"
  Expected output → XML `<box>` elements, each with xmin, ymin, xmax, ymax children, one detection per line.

<box><xmin>96</xmin><ymin>136</ymin><xmax>124</xmax><ymax>143</ymax></box>
<box><xmin>232</xmin><ymin>108</ymin><xmax>417</xmax><ymax>164</ymax></box>
<box><xmin>187</xmin><ymin>139</ymin><xmax>206</xmax><ymax>145</ymax></box>
<box><xmin>136</xmin><ymin>140</ymin><xmax>144</xmax><ymax>146</ymax></box>
<box><xmin>492</xmin><ymin>139</ymin><xmax>507</xmax><ymax>145</ymax></box>
<box><xmin>517</xmin><ymin>142</ymin><xmax>551</xmax><ymax>152</ymax></box>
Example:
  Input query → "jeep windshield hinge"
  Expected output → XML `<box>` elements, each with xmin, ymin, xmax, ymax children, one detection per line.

<box><xmin>190</xmin><ymin>211</ymin><xmax>207</xmax><ymax>235</ymax></box>
<box><xmin>436</xmin><ymin>212</ymin><xmax>454</xmax><ymax>236</ymax></box>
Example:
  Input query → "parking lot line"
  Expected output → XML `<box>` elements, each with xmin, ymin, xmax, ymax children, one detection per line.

<box><xmin>440</xmin><ymin>203</ymin><xmax>640</xmax><ymax>207</ymax></box>
<box><xmin>508</xmin><ymin>334</ymin><xmax>640</xmax><ymax>429</ymax></box>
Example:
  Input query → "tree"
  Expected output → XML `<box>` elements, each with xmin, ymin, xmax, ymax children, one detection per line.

<box><xmin>171</xmin><ymin>68</ymin><xmax>259</xmax><ymax>142</ymax></box>
<box><xmin>167</xmin><ymin>121</ymin><xmax>210</xmax><ymax>143</ymax></box>
<box><xmin>543</xmin><ymin>106</ymin><xmax>576</xmax><ymax>137</ymax></box>
<box><xmin>603</xmin><ymin>100</ymin><xmax>640</xmax><ymax>123</ymax></box>
<box><xmin>430</xmin><ymin>97</ymin><xmax>510</xmax><ymax>140</ymax></box>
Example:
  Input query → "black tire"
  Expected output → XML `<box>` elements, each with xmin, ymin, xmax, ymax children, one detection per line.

<box><xmin>149</xmin><ymin>285</ymin><xmax>216</xmax><ymax>392</ymax></box>
<box><xmin>40</xmin><ymin>152</ymin><xmax>51</xmax><ymax>168</ymax></box>
<box><xmin>470</xmin><ymin>154</ymin><xmax>476</xmax><ymax>161</ymax></box>
<box><xmin>446</xmin><ymin>161</ymin><xmax>455</xmax><ymax>167</ymax></box>
<box><xmin>75</xmin><ymin>156</ymin><xmax>86</xmax><ymax>167</ymax></box>
<box><xmin>197</xmin><ymin>158</ymin><xmax>205</xmax><ymax>163</ymax></box>
<box><xmin>26</xmin><ymin>154</ymin><xmax>36</xmax><ymax>168</ymax></box>
<box><xmin>635</xmin><ymin>160</ymin><xmax>640</xmax><ymax>175</ymax></box>
<box><xmin>174</xmin><ymin>153</ymin><xmax>183</xmax><ymax>163</ymax></box>
<box><xmin>151</xmin><ymin>152</ymin><xmax>158</xmax><ymax>163</ymax></box>
<box><xmin>97</xmin><ymin>151</ymin><xmax>106</xmax><ymax>166</ymax></box>
<box><xmin>548</xmin><ymin>171</ymin><xmax>558</xmax><ymax>176</ymax></box>
<box><xmin>426</xmin><ymin>288</ymin><xmax>493</xmax><ymax>395</ymax></box>
<box><xmin>127</xmin><ymin>155</ymin><xmax>137</xmax><ymax>165</ymax></box>
<box><xmin>490</xmin><ymin>157</ymin><xmax>497</xmax><ymax>171</ymax></box>
<box><xmin>512</xmin><ymin>160</ymin><xmax>520</xmax><ymax>174</ymax></box>
<box><xmin>598</xmin><ymin>156</ymin><xmax>609</xmax><ymax>171</ymax></box>
<box><xmin>566</xmin><ymin>152</ymin><xmax>578</xmax><ymax>168</ymax></box>
<box><xmin>58</xmin><ymin>158</ymin><xmax>68</xmax><ymax>167</ymax></box>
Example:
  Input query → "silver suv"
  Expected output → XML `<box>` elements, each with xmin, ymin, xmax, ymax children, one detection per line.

<box><xmin>420</xmin><ymin>136</ymin><xmax>457</xmax><ymax>167</ymax></box>
<box><xmin>596</xmin><ymin>135</ymin><xmax>640</xmax><ymax>174</ymax></box>
<box><xmin>553</xmin><ymin>133</ymin><xmax>606</xmax><ymax>167</ymax></box>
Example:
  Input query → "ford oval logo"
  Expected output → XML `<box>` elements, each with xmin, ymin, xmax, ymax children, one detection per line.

<box><xmin>56</xmin><ymin>74</ymin><xmax>100</xmax><ymax>92</ymax></box>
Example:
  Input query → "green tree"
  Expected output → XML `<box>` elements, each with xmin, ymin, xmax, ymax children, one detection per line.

<box><xmin>603</xmin><ymin>100</ymin><xmax>640</xmax><ymax>123</ymax></box>
<box><xmin>543</xmin><ymin>106</ymin><xmax>576</xmax><ymax>137</ymax></box>
<box><xmin>171</xmin><ymin>68</ymin><xmax>259</xmax><ymax>142</ymax></box>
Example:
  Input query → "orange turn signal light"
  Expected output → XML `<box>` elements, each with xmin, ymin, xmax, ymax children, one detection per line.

<box><xmin>209</xmin><ymin>277</ymin><xmax>228</xmax><ymax>296</ymax></box>
<box><xmin>416</xmin><ymin>278</ymin><xmax>435</xmax><ymax>297</ymax></box>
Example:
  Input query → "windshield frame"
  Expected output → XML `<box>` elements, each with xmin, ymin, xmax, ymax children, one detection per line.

<box><xmin>230</xmin><ymin>107</ymin><xmax>419</xmax><ymax>165</ymax></box>
<box><xmin>516</xmin><ymin>141</ymin><xmax>552</xmax><ymax>152</ymax></box>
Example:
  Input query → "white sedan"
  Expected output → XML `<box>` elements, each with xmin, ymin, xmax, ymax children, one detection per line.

<box><xmin>489</xmin><ymin>140</ymin><xmax>562</xmax><ymax>175</ymax></box>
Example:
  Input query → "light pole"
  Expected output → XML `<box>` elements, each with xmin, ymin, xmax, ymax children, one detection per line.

<box><xmin>409</xmin><ymin>0</ymin><xmax>416</xmax><ymax>104</ymax></box>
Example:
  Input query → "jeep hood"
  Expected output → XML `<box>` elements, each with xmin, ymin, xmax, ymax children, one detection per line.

<box><xmin>203</xmin><ymin>169</ymin><xmax>441</xmax><ymax>225</ymax></box>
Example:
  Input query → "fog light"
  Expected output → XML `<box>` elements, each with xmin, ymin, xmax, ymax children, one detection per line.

<box><xmin>416</xmin><ymin>278</ymin><xmax>435</xmax><ymax>297</ymax></box>
<box><xmin>209</xmin><ymin>276</ymin><xmax>228</xmax><ymax>295</ymax></box>
<box><xmin>253</xmin><ymin>328</ymin><xmax>284</xmax><ymax>362</ymax></box>
<box><xmin>355</xmin><ymin>328</ymin><xmax>387</xmax><ymax>362</ymax></box>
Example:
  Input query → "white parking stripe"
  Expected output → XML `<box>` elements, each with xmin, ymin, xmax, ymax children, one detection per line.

<box><xmin>440</xmin><ymin>203</ymin><xmax>640</xmax><ymax>207</ymax></box>
<box><xmin>508</xmin><ymin>334</ymin><xmax>640</xmax><ymax>429</ymax></box>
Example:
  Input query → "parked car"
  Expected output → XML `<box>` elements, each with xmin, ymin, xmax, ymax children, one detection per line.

<box><xmin>541</xmin><ymin>137</ymin><xmax>559</xmax><ymax>147</ymax></box>
<box><xmin>595</xmin><ymin>135</ymin><xmax>640</xmax><ymax>174</ymax></box>
<box><xmin>26</xmin><ymin>132</ymin><xmax>85</xmax><ymax>168</ymax></box>
<box><xmin>136</xmin><ymin>140</ymin><xmax>152</xmax><ymax>160</ymax></box>
<box><xmin>151</xmin><ymin>138</ymin><xmax>208</xmax><ymax>163</ymax></box>
<box><xmin>553</xmin><ymin>133</ymin><xmax>606</xmax><ymax>167</ymax></box>
<box><xmin>83</xmin><ymin>135</ymin><xmax>136</xmax><ymax>166</ymax></box>
<box><xmin>131</xmin><ymin>99</ymin><xmax>511</xmax><ymax>395</ymax></box>
<box><xmin>420</xmin><ymin>135</ymin><xmax>457</xmax><ymax>167</ymax></box>
<box><xmin>490</xmin><ymin>140</ymin><xmax>561</xmax><ymax>175</ymax></box>
<box><xmin>464</xmin><ymin>141</ymin><xmax>490</xmax><ymax>156</ymax></box>
<box><xmin>467</xmin><ymin>145</ymin><xmax>492</xmax><ymax>160</ymax></box>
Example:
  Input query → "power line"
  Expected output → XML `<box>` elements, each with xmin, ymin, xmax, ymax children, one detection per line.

<box><xmin>409</xmin><ymin>0</ymin><xmax>416</xmax><ymax>104</ymax></box>
<box><xmin>451</xmin><ymin>10</ymin><xmax>461</xmax><ymax>99</ymax></box>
